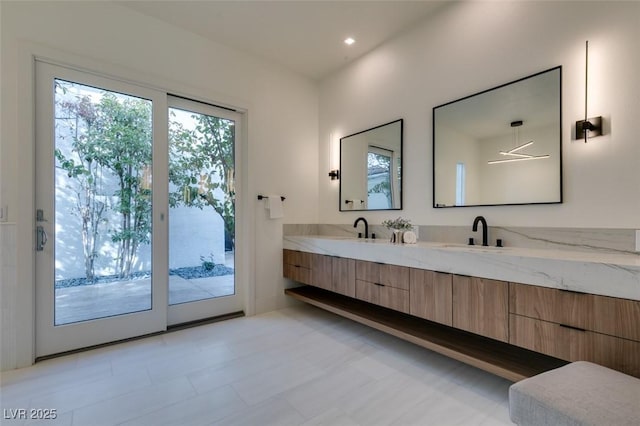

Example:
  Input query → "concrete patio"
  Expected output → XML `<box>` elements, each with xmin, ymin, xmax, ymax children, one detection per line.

<box><xmin>55</xmin><ymin>274</ymin><xmax>234</xmax><ymax>325</ymax></box>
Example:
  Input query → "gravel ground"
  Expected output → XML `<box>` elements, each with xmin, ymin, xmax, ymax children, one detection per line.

<box><xmin>55</xmin><ymin>265</ymin><xmax>234</xmax><ymax>289</ymax></box>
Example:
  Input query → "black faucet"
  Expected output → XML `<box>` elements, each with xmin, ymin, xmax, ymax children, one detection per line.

<box><xmin>472</xmin><ymin>216</ymin><xmax>488</xmax><ymax>246</ymax></box>
<box><xmin>353</xmin><ymin>217</ymin><xmax>368</xmax><ymax>239</ymax></box>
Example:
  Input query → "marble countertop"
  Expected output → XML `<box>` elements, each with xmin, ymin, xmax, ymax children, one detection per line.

<box><xmin>283</xmin><ymin>235</ymin><xmax>640</xmax><ymax>301</ymax></box>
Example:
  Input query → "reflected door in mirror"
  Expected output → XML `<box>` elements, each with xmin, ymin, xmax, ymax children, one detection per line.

<box><xmin>340</xmin><ymin>119</ymin><xmax>403</xmax><ymax>211</ymax></box>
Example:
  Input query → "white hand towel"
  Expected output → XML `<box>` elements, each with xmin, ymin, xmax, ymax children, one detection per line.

<box><xmin>265</xmin><ymin>194</ymin><xmax>284</xmax><ymax>219</ymax></box>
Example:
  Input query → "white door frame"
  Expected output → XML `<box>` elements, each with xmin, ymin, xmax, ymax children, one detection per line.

<box><xmin>13</xmin><ymin>44</ymin><xmax>253</xmax><ymax>366</ymax></box>
<box><xmin>34</xmin><ymin>60</ymin><xmax>169</xmax><ymax>357</ymax></box>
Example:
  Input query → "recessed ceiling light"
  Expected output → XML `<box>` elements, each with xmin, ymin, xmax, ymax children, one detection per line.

<box><xmin>344</xmin><ymin>37</ymin><xmax>355</xmax><ymax>46</ymax></box>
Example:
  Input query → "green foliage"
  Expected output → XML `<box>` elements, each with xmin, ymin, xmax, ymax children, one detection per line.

<box><xmin>57</xmin><ymin>82</ymin><xmax>233</xmax><ymax>280</ymax></box>
<box><xmin>200</xmin><ymin>254</ymin><xmax>217</xmax><ymax>271</ymax></box>
<box><xmin>381</xmin><ymin>217</ymin><xmax>413</xmax><ymax>230</ymax></box>
<box><xmin>92</xmin><ymin>94</ymin><xmax>152</xmax><ymax>278</ymax></box>
<box><xmin>368</xmin><ymin>180</ymin><xmax>390</xmax><ymax>195</ymax></box>
<box><xmin>55</xmin><ymin>92</ymin><xmax>108</xmax><ymax>282</ymax></box>
<box><xmin>56</xmin><ymin>84</ymin><xmax>152</xmax><ymax>279</ymax></box>
<box><xmin>169</xmin><ymin>110</ymin><xmax>235</xmax><ymax>248</ymax></box>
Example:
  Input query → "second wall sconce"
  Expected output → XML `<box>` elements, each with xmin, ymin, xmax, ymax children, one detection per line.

<box><xmin>575</xmin><ymin>40</ymin><xmax>603</xmax><ymax>142</ymax></box>
<box><xmin>328</xmin><ymin>132</ymin><xmax>340</xmax><ymax>180</ymax></box>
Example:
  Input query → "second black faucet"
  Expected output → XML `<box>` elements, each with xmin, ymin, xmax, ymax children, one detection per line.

<box><xmin>354</xmin><ymin>217</ymin><xmax>368</xmax><ymax>239</ymax></box>
<box><xmin>472</xmin><ymin>216</ymin><xmax>488</xmax><ymax>247</ymax></box>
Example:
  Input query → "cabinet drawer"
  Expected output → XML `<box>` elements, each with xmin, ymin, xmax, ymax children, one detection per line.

<box><xmin>355</xmin><ymin>279</ymin><xmax>409</xmax><ymax>313</ymax></box>
<box><xmin>283</xmin><ymin>250</ymin><xmax>314</xmax><ymax>286</ymax></box>
<box><xmin>283</xmin><ymin>263</ymin><xmax>312</xmax><ymax>285</ymax></box>
<box><xmin>283</xmin><ymin>249</ymin><xmax>313</xmax><ymax>269</ymax></box>
<box><xmin>409</xmin><ymin>269</ymin><xmax>452</xmax><ymax>326</ymax></box>
<box><xmin>311</xmin><ymin>254</ymin><xmax>332</xmax><ymax>291</ymax></box>
<box><xmin>510</xmin><ymin>283</ymin><xmax>640</xmax><ymax>341</ymax></box>
<box><xmin>379</xmin><ymin>264</ymin><xmax>410</xmax><ymax>290</ymax></box>
<box><xmin>356</xmin><ymin>279</ymin><xmax>379</xmax><ymax>305</ymax></box>
<box><xmin>332</xmin><ymin>257</ymin><xmax>356</xmax><ymax>297</ymax></box>
<box><xmin>509</xmin><ymin>313</ymin><xmax>579</xmax><ymax>361</ymax></box>
<box><xmin>509</xmin><ymin>314</ymin><xmax>640</xmax><ymax>378</ymax></box>
<box><xmin>453</xmin><ymin>275</ymin><xmax>508</xmax><ymax>343</ymax></box>
<box><xmin>355</xmin><ymin>260</ymin><xmax>409</xmax><ymax>290</ymax></box>
<box><xmin>379</xmin><ymin>286</ymin><xmax>409</xmax><ymax>313</ymax></box>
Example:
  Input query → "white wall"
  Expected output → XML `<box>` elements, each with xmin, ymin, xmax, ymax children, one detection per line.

<box><xmin>434</xmin><ymin>125</ymin><xmax>480</xmax><ymax>207</ymax></box>
<box><xmin>319</xmin><ymin>1</ymin><xmax>640</xmax><ymax>228</ymax></box>
<box><xmin>0</xmin><ymin>1</ymin><xmax>318</xmax><ymax>370</ymax></box>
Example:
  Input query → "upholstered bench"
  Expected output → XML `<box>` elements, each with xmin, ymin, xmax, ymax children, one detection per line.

<box><xmin>509</xmin><ymin>361</ymin><xmax>640</xmax><ymax>425</ymax></box>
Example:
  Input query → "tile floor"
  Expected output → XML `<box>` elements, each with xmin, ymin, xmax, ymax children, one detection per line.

<box><xmin>0</xmin><ymin>304</ymin><xmax>513</xmax><ymax>425</ymax></box>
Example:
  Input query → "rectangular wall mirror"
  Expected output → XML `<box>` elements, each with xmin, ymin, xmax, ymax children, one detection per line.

<box><xmin>433</xmin><ymin>67</ymin><xmax>562</xmax><ymax>208</ymax></box>
<box><xmin>340</xmin><ymin>119</ymin><xmax>403</xmax><ymax>211</ymax></box>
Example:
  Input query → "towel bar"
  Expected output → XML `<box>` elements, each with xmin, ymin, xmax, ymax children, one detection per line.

<box><xmin>257</xmin><ymin>195</ymin><xmax>286</xmax><ymax>201</ymax></box>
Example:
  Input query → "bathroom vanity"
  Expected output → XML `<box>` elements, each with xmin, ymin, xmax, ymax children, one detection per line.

<box><xmin>283</xmin><ymin>236</ymin><xmax>640</xmax><ymax>381</ymax></box>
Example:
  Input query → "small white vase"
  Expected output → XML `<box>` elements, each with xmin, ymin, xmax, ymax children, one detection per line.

<box><xmin>391</xmin><ymin>230</ymin><xmax>403</xmax><ymax>244</ymax></box>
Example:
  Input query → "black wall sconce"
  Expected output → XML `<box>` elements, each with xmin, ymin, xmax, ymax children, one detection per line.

<box><xmin>328</xmin><ymin>169</ymin><xmax>340</xmax><ymax>180</ymax></box>
<box><xmin>575</xmin><ymin>40</ymin><xmax>603</xmax><ymax>142</ymax></box>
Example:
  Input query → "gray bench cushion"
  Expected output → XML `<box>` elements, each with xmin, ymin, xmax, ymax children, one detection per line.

<box><xmin>509</xmin><ymin>361</ymin><xmax>640</xmax><ymax>425</ymax></box>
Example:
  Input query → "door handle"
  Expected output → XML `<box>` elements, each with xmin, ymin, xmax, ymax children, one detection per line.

<box><xmin>36</xmin><ymin>226</ymin><xmax>48</xmax><ymax>251</ymax></box>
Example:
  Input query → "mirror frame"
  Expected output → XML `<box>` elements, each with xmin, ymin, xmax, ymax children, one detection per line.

<box><xmin>339</xmin><ymin>119</ymin><xmax>404</xmax><ymax>211</ymax></box>
<box><xmin>432</xmin><ymin>66</ymin><xmax>563</xmax><ymax>208</ymax></box>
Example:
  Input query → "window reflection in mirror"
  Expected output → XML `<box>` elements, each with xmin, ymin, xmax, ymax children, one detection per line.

<box><xmin>433</xmin><ymin>67</ymin><xmax>562</xmax><ymax>208</ymax></box>
<box><xmin>340</xmin><ymin>119</ymin><xmax>403</xmax><ymax>211</ymax></box>
<box><xmin>367</xmin><ymin>147</ymin><xmax>393</xmax><ymax>209</ymax></box>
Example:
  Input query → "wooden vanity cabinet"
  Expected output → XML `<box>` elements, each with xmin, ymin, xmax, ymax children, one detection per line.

<box><xmin>509</xmin><ymin>282</ymin><xmax>640</xmax><ymax>377</ymax></box>
<box><xmin>283</xmin><ymin>249</ymin><xmax>313</xmax><ymax>285</ymax></box>
<box><xmin>409</xmin><ymin>269</ymin><xmax>452</xmax><ymax>326</ymax></box>
<box><xmin>284</xmin><ymin>251</ymin><xmax>356</xmax><ymax>297</ymax></box>
<box><xmin>311</xmin><ymin>254</ymin><xmax>333</xmax><ymax>291</ymax></box>
<box><xmin>510</xmin><ymin>283</ymin><xmax>640</xmax><ymax>341</ymax></box>
<box><xmin>331</xmin><ymin>256</ymin><xmax>356</xmax><ymax>298</ymax></box>
<box><xmin>284</xmin><ymin>248</ymin><xmax>640</xmax><ymax>378</ymax></box>
<box><xmin>355</xmin><ymin>260</ymin><xmax>410</xmax><ymax>313</ymax></box>
<box><xmin>452</xmin><ymin>275</ymin><xmax>509</xmax><ymax>342</ymax></box>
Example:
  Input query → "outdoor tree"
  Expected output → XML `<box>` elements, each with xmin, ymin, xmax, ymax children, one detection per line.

<box><xmin>169</xmin><ymin>111</ymin><xmax>235</xmax><ymax>250</ymax></box>
<box><xmin>367</xmin><ymin>151</ymin><xmax>392</xmax><ymax>204</ymax></box>
<box><xmin>95</xmin><ymin>94</ymin><xmax>153</xmax><ymax>278</ymax></box>
<box><xmin>55</xmin><ymin>89</ymin><xmax>107</xmax><ymax>282</ymax></box>
<box><xmin>55</xmin><ymin>85</ymin><xmax>152</xmax><ymax>280</ymax></box>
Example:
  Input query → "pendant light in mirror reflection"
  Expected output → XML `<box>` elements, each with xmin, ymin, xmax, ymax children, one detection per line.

<box><xmin>433</xmin><ymin>66</ymin><xmax>561</xmax><ymax>207</ymax></box>
<box><xmin>488</xmin><ymin>120</ymin><xmax>550</xmax><ymax>165</ymax></box>
<box><xmin>575</xmin><ymin>40</ymin><xmax>603</xmax><ymax>142</ymax></box>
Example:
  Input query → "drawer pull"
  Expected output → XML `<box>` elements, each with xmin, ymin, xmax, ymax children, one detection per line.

<box><xmin>374</xmin><ymin>282</ymin><xmax>385</xmax><ymax>287</ymax></box>
<box><xmin>559</xmin><ymin>289</ymin><xmax>586</xmax><ymax>295</ymax></box>
<box><xmin>559</xmin><ymin>324</ymin><xmax>586</xmax><ymax>332</ymax></box>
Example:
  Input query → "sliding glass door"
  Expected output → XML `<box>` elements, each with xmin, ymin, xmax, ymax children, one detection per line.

<box><xmin>35</xmin><ymin>61</ymin><xmax>242</xmax><ymax>357</ymax></box>
<box><xmin>167</xmin><ymin>96</ymin><xmax>242</xmax><ymax>325</ymax></box>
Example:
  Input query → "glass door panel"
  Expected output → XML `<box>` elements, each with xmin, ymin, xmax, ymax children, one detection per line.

<box><xmin>167</xmin><ymin>96</ymin><xmax>243</xmax><ymax>325</ymax></box>
<box><xmin>35</xmin><ymin>60</ymin><xmax>167</xmax><ymax>358</ymax></box>
<box><xmin>53</xmin><ymin>79</ymin><xmax>153</xmax><ymax>325</ymax></box>
<box><xmin>35</xmin><ymin>62</ymin><xmax>243</xmax><ymax>357</ymax></box>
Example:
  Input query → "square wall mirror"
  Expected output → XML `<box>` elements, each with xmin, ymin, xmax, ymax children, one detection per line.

<box><xmin>340</xmin><ymin>119</ymin><xmax>403</xmax><ymax>211</ymax></box>
<box><xmin>433</xmin><ymin>66</ymin><xmax>562</xmax><ymax>208</ymax></box>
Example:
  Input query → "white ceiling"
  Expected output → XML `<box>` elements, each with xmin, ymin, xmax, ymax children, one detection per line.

<box><xmin>117</xmin><ymin>1</ymin><xmax>449</xmax><ymax>81</ymax></box>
